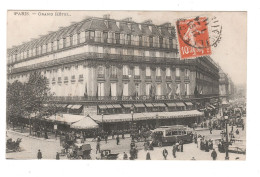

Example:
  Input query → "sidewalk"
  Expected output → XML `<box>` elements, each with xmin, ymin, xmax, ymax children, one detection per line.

<box><xmin>7</xmin><ymin>128</ymin><xmax>57</xmax><ymax>142</ymax></box>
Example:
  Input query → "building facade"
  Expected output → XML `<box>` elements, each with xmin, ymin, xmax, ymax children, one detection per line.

<box><xmin>7</xmin><ymin>15</ymin><xmax>220</xmax><ymax>131</ymax></box>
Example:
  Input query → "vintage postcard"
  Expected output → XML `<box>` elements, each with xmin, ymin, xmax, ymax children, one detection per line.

<box><xmin>6</xmin><ymin>11</ymin><xmax>247</xmax><ymax>160</ymax></box>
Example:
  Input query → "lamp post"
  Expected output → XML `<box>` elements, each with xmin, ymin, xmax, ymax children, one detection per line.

<box><xmin>101</xmin><ymin>110</ymin><xmax>104</xmax><ymax>132</ymax></box>
<box><xmin>224</xmin><ymin>110</ymin><xmax>229</xmax><ymax>160</ymax></box>
<box><xmin>130</xmin><ymin>106</ymin><xmax>134</xmax><ymax>131</ymax></box>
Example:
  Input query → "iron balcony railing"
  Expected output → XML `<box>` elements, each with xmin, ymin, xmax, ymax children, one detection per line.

<box><xmin>52</xmin><ymin>94</ymin><xmax>219</xmax><ymax>102</ymax></box>
<box><xmin>10</xmin><ymin>51</ymin><xmax>181</xmax><ymax>74</ymax></box>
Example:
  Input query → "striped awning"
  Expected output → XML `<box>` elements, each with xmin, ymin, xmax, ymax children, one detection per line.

<box><xmin>98</xmin><ymin>105</ymin><xmax>107</xmax><ymax>109</ymax></box>
<box><xmin>67</xmin><ymin>105</ymin><xmax>74</xmax><ymax>109</ymax></box>
<box><xmin>71</xmin><ymin>105</ymin><xmax>83</xmax><ymax>110</ymax></box>
<box><xmin>166</xmin><ymin>103</ymin><xmax>177</xmax><ymax>107</ymax></box>
<box><xmin>112</xmin><ymin>104</ymin><xmax>122</xmax><ymax>109</ymax></box>
<box><xmin>90</xmin><ymin>110</ymin><xmax>204</xmax><ymax>123</ymax></box>
<box><xmin>185</xmin><ymin>102</ymin><xmax>193</xmax><ymax>106</ymax></box>
<box><xmin>175</xmin><ymin>102</ymin><xmax>186</xmax><ymax>107</ymax></box>
<box><xmin>134</xmin><ymin>103</ymin><xmax>145</xmax><ymax>108</ymax></box>
<box><xmin>123</xmin><ymin>104</ymin><xmax>133</xmax><ymax>108</ymax></box>
<box><xmin>153</xmin><ymin>103</ymin><xmax>166</xmax><ymax>107</ymax></box>
<box><xmin>105</xmin><ymin>105</ymin><xmax>114</xmax><ymax>109</ymax></box>
<box><xmin>145</xmin><ymin>103</ymin><xmax>154</xmax><ymax>108</ymax></box>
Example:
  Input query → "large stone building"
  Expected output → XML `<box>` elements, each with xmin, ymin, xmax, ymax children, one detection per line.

<box><xmin>7</xmin><ymin>15</ymin><xmax>220</xmax><ymax>131</ymax></box>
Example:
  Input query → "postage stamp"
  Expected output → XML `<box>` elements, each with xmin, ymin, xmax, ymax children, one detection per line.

<box><xmin>176</xmin><ymin>16</ymin><xmax>212</xmax><ymax>59</ymax></box>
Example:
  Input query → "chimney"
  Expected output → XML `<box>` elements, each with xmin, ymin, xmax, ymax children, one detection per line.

<box><xmin>161</xmin><ymin>22</ymin><xmax>171</xmax><ymax>27</ymax></box>
<box><xmin>143</xmin><ymin>19</ymin><xmax>152</xmax><ymax>24</ymax></box>
<box><xmin>103</xmin><ymin>14</ymin><xmax>110</xmax><ymax>28</ymax></box>
<box><xmin>122</xmin><ymin>17</ymin><xmax>132</xmax><ymax>22</ymax></box>
<box><xmin>103</xmin><ymin>14</ymin><xmax>110</xmax><ymax>19</ymax></box>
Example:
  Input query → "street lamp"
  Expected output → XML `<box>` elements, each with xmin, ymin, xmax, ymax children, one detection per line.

<box><xmin>101</xmin><ymin>110</ymin><xmax>104</xmax><ymax>132</ymax></box>
<box><xmin>130</xmin><ymin>106</ymin><xmax>134</xmax><ymax>131</ymax></box>
<box><xmin>224</xmin><ymin>110</ymin><xmax>229</xmax><ymax>160</ymax></box>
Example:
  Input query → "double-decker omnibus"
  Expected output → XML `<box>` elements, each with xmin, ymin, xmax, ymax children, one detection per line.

<box><xmin>151</xmin><ymin>125</ymin><xmax>193</xmax><ymax>146</ymax></box>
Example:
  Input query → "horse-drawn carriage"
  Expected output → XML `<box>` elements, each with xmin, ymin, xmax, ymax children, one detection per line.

<box><xmin>100</xmin><ymin>149</ymin><xmax>119</xmax><ymax>160</ymax></box>
<box><xmin>66</xmin><ymin>143</ymin><xmax>92</xmax><ymax>159</ymax></box>
<box><xmin>6</xmin><ymin>138</ymin><xmax>22</xmax><ymax>152</ymax></box>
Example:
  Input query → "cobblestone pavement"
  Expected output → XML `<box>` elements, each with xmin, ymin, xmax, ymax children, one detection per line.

<box><xmin>6</xmin><ymin>123</ymin><xmax>246</xmax><ymax>160</ymax></box>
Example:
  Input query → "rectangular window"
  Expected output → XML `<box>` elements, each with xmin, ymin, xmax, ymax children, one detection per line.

<box><xmin>42</xmin><ymin>45</ymin><xmax>47</xmax><ymax>54</ymax></box>
<box><xmin>123</xmin><ymin>65</ymin><xmax>129</xmax><ymax>76</ymax></box>
<box><xmin>115</xmin><ymin>33</ymin><xmax>120</xmax><ymax>44</ymax></box>
<box><xmin>111</xmin><ymin>83</ymin><xmax>117</xmax><ymax>97</ymax></box>
<box><xmin>134</xmin><ymin>66</ymin><xmax>140</xmax><ymax>76</ymax></box>
<box><xmin>185</xmin><ymin>69</ymin><xmax>190</xmax><ymax>76</ymax></box>
<box><xmin>146</xmin><ymin>67</ymin><xmax>151</xmax><ymax>76</ymax></box>
<box><xmin>95</xmin><ymin>31</ymin><xmax>101</xmax><ymax>42</ymax></box>
<box><xmin>111</xmin><ymin>66</ymin><xmax>117</xmax><ymax>76</ymax></box>
<box><xmin>65</xmin><ymin>36</ymin><xmax>70</xmax><ymax>47</ymax></box>
<box><xmin>135</xmin><ymin>83</ymin><xmax>140</xmax><ymax>96</ymax></box>
<box><xmin>146</xmin><ymin>83</ymin><xmax>151</xmax><ymax>96</ymax></box>
<box><xmin>185</xmin><ymin>83</ymin><xmax>190</xmax><ymax>95</ymax></box>
<box><xmin>90</xmin><ymin>31</ymin><xmax>95</xmax><ymax>39</ymax></box>
<box><xmin>123</xmin><ymin>83</ymin><xmax>129</xmax><ymax>96</ymax></box>
<box><xmin>53</xmin><ymin>41</ymin><xmax>58</xmax><ymax>50</ymax></box>
<box><xmin>176</xmin><ymin>83</ymin><xmax>181</xmax><ymax>95</ymax></box>
<box><xmin>97</xmin><ymin>66</ymin><xmax>105</xmax><ymax>75</ymax></box>
<box><xmin>80</xmin><ymin>31</ymin><xmax>86</xmax><ymax>43</ymax></box>
<box><xmin>72</xmin><ymin>34</ymin><xmax>78</xmax><ymax>45</ymax></box>
<box><xmin>59</xmin><ymin>39</ymin><xmax>64</xmax><ymax>49</ymax></box>
<box><xmin>176</xmin><ymin>68</ymin><xmax>180</xmax><ymax>76</ymax></box>
<box><xmin>166</xmin><ymin>67</ymin><xmax>171</xmax><ymax>76</ymax></box>
<box><xmin>156</xmin><ymin>84</ymin><xmax>162</xmax><ymax>96</ymax></box>
<box><xmin>47</xmin><ymin>43</ymin><xmax>52</xmax><ymax>52</ymax></box>
<box><xmin>156</xmin><ymin>67</ymin><xmax>161</xmax><ymax>76</ymax></box>
<box><xmin>98</xmin><ymin>82</ymin><xmax>105</xmax><ymax>97</ymax></box>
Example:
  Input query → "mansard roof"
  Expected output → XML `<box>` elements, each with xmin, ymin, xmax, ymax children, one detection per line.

<box><xmin>8</xmin><ymin>16</ymin><xmax>176</xmax><ymax>55</ymax></box>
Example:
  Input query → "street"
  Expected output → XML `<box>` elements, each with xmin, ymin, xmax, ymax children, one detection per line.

<box><xmin>6</xmin><ymin>123</ymin><xmax>246</xmax><ymax>160</ymax></box>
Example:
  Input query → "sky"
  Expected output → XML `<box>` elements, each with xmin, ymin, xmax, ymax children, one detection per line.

<box><xmin>7</xmin><ymin>11</ymin><xmax>247</xmax><ymax>85</ymax></box>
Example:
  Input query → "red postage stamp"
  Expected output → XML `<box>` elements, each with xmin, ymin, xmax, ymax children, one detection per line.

<box><xmin>176</xmin><ymin>16</ymin><xmax>212</xmax><ymax>59</ymax></box>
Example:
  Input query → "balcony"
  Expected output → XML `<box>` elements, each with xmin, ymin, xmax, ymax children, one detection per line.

<box><xmin>122</xmin><ymin>75</ymin><xmax>129</xmax><ymax>80</ymax></box>
<box><xmin>166</xmin><ymin>76</ymin><xmax>172</xmax><ymax>81</ymax></box>
<box><xmin>184</xmin><ymin>76</ymin><xmax>190</xmax><ymax>81</ymax></box>
<box><xmin>156</xmin><ymin>76</ymin><xmax>162</xmax><ymax>81</ymax></box>
<box><xmin>134</xmin><ymin>75</ymin><xmax>141</xmax><ymax>80</ymax></box>
<box><xmin>110</xmin><ymin>74</ymin><xmax>118</xmax><ymax>81</ymax></box>
<box><xmin>175</xmin><ymin>76</ymin><xmax>181</xmax><ymax>81</ymax></box>
<box><xmin>145</xmin><ymin>76</ymin><xmax>152</xmax><ymax>80</ymax></box>
<box><xmin>97</xmin><ymin>74</ymin><xmax>105</xmax><ymax>79</ymax></box>
<box><xmin>52</xmin><ymin>94</ymin><xmax>219</xmax><ymax>103</ymax></box>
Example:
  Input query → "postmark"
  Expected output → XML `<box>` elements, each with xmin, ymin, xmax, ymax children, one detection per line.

<box><xmin>176</xmin><ymin>16</ymin><xmax>222</xmax><ymax>59</ymax></box>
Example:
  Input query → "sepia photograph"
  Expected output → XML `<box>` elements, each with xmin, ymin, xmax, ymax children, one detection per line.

<box><xmin>6</xmin><ymin>11</ymin><xmax>247</xmax><ymax>160</ymax></box>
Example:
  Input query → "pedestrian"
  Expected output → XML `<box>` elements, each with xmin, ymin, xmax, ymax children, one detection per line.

<box><xmin>211</xmin><ymin>149</ymin><xmax>217</xmax><ymax>160</ymax></box>
<box><xmin>191</xmin><ymin>157</ymin><xmax>196</xmax><ymax>160</ymax></box>
<box><xmin>162</xmin><ymin>148</ymin><xmax>168</xmax><ymax>160</ymax></box>
<box><xmin>123</xmin><ymin>152</ymin><xmax>128</xmax><ymax>160</ymax></box>
<box><xmin>96</xmin><ymin>142</ymin><xmax>100</xmax><ymax>154</ymax></box>
<box><xmin>242</xmin><ymin>124</ymin><xmax>244</xmax><ymax>131</ymax></box>
<box><xmin>236</xmin><ymin>129</ymin><xmax>239</xmax><ymax>135</ymax></box>
<box><xmin>122</xmin><ymin>131</ymin><xmax>125</xmax><ymax>139</ymax></box>
<box><xmin>172</xmin><ymin>144</ymin><xmax>177</xmax><ymax>158</ymax></box>
<box><xmin>111</xmin><ymin>130</ymin><xmax>115</xmax><ymax>139</ymax></box>
<box><xmin>180</xmin><ymin>141</ymin><xmax>184</xmax><ymax>152</ymax></box>
<box><xmin>37</xmin><ymin>149</ymin><xmax>42</xmax><ymax>160</ymax></box>
<box><xmin>104</xmin><ymin>134</ymin><xmax>108</xmax><ymax>144</ymax></box>
<box><xmin>56</xmin><ymin>152</ymin><xmax>60</xmax><ymax>160</ymax></box>
<box><xmin>197</xmin><ymin>137</ymin><xmax>201</xmax><ymax>148</ymax></box>
<box><xmin>116</xmin><ymin>135</ymin><xmax>120</xmax><ymax>145</ymax></box>
<box><xmin>209</xmin><ymin>127</ymin><xmax>212</xmax><ymax>134</ymax></box>
<box><xmin>146</xmin><ymin>151</ymin><xmax>151</xmax><ymax>160</ymax></box>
